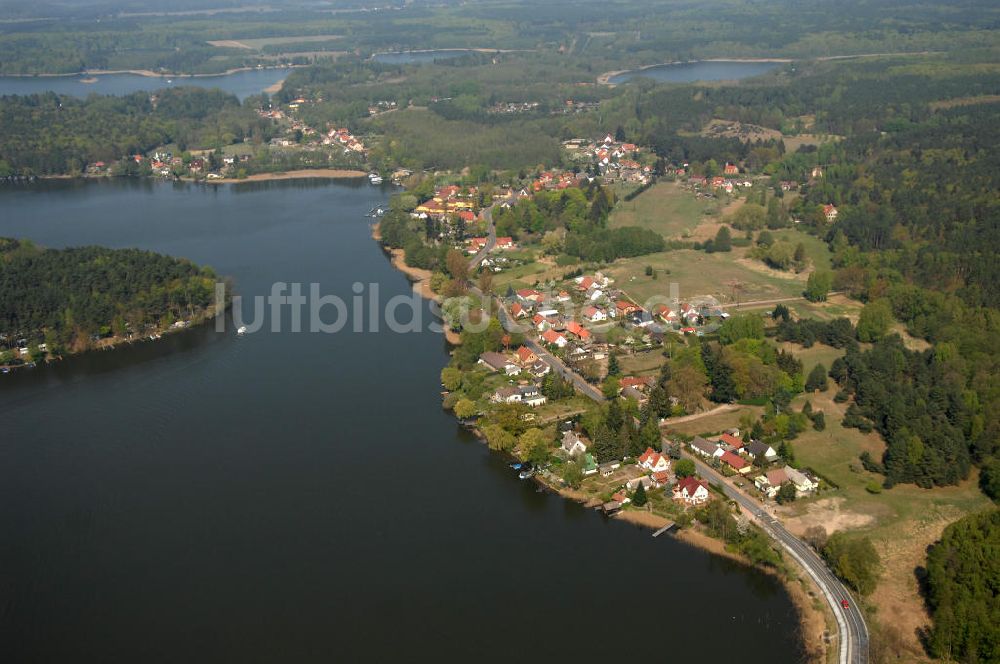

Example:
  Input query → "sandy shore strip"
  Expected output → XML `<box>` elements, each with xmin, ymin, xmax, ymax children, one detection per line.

<box><xmin>371</xmin><ymin>223</ymin><xmax>462</xmax><ymax>345</ymax></box>
<box><xmin>210</xmin><ymin>169</ymin><xmax>367</xmax><ymax>184</ymax></box>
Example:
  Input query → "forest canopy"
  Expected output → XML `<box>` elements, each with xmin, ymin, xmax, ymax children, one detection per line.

<box><xmin>0</xmin><ymin>238</ymin><xmax>219</xmax><ymax>353</ymax></box>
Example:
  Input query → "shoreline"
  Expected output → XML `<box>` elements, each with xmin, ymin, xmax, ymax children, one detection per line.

<box><xmin>31</xmin><ymin>170</ymin><xmax>369</xmax><ymax>184</ymax></box>
<box><xmin>371</xmin><ymin>222</ymin><xmax>462</xmax><ymax>345</ymax></box>
<box><xmin>1</xmin><ymin>305</ymin><xmax>220</xmax><ymax>374</ymax></box>
<box><xmin>207</xmin><ymin>168</ymin><xmax>368</xmax><ymax>184</ymax></box>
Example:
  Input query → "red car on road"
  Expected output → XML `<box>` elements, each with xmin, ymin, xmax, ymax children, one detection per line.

<box><xmin>841</xmin><ymin>599</ymin><xmax>850</xmax><ymax>609</ymax></box>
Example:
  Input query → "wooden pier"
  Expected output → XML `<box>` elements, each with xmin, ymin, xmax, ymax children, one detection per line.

<box><xmin>652</xmin><ymin>522</ymin><xmax>676</xmax><ymax>537</ymax></box>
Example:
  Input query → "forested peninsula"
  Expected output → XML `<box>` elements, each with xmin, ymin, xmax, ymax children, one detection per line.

<box><xmin>0</xmin><ymin>238</ymin><xmax>222</xmax><ymax>367</ymax></box>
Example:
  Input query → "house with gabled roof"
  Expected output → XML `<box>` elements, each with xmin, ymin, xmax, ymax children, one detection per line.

<box><xmin>691</xmin><ymin>436</ymin><xmax>724</xmax><ymax>459</ymax></box>
<box><xmin>721</xmin><ymin>451</ymin><xmax>751</xmax><ymax>475</ymax></box>
<box><xmin>515</xmin><ymin>346</ymin><xmax>538</xmax><ymax>366</ymax></box>
<box><xmin>673</xmin><ymin>477</ymin><xmax>710</xmax><ymax>505</ymax></box>
<box><xmin>478</xmin><ymin>351</ymin><xmax>519</xmax><ymax>375</ymax></box>
<box><xmin>561</xmin><ymin>430</ymin><xmax>589</xmax><ymax>457</ymax></box>
<box><xmin>638</xmin><ymin>447</ymin><xmax>670</xmax><ymax>473</ymax></box>
<box><xmin>745</xmin><ymin>441</ymin><xmax>778</xmax><ymax>462</ymax></box>
<box><xmin>718</xmin><ymin>433</ymin><xmax>744</xmax><ymax>452</ymax></box>
<box><xmin>541</xmin><ymin>329</ymin><xmax>568</xmax><ymax>348</ymax></box>
<box><xmin>565</xmin><ymin>321</ymin><xmax>591</xmax><ymax>342</ymax></box>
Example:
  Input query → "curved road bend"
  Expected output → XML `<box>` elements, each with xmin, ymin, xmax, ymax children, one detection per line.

<box><xmin>468</xmin><ymin>210</ymin><xmax>867</xmax><ymax>662</ymax></box>
<box><xmin>683</xmin><ymin>453</ymin><xmax>869</xmax><ymax>664</ymax></box>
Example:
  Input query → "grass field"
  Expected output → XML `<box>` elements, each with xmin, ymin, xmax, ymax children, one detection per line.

<box><xmin>609</xmin><ymin>181</ymin><xmax>719</xmax><ymax>239</ymax></box>
<box><xmin>770</xmin><ymin>228</ymin><xmax>834</xmax><ymax>271</ymax></box>
<box><xmin>618</xmin><ymin>349</ymin><xmax>666</xmax><ymax>377</ymax></box>
<box><xmin>607</xmin><ymin>248</ymin><xmax>807</xmax><ymax>306</ymax></box>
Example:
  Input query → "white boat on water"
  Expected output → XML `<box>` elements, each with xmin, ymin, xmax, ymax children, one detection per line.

<box><xmin>368</xmin><ymin>173</ymin><xmax>383</xmax><ymax>184</ymax></box>
<box><xmin>237</xmin><ymin>326</ymin><xmax>248</xmax><ymax>336</ymax></box>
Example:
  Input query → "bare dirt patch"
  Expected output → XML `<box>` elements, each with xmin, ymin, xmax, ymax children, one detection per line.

<box><xmin>702</xmin><ymin>119</ymin><xmax>782</xmax><ymax>143</ymax></box>
<box><xmin>781</xmin><ymin>497</ymin><xmax>877</xmax><ymax>537</ymax></box>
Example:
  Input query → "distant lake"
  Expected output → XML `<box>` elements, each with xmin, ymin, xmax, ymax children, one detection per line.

<box><xmin>372</xmin><ymin>49</ymin><xmax>476</xmax><ymax>64</ymax></box>
<box><xmin>0</xmin><ymin>67</ymin><xmax>292</xmax><ymax>100</ymax></box>
<box><xmin>609</xmin><ymin>60</ymin><xmax>782</xmax><ymax>84</ymax></box>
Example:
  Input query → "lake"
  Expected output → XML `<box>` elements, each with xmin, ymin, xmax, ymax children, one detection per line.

<box><xmin>609</xmin><ymin>60</ymin><xmax>783</xmax><ymax>85</ymax></box>
<box><xmin>0</xmin><ymin>68</ymin><xmax>292</xmax><ymax>100</ymax></box>
<box><xmin>372</xmin><ymin>50</ymin><xmax>476</xmax><ymax>64</ymax></box>
<box><xmin>0</xmin><ymin>178</ymin><xmax>805</xmax><ymax>662</ymax></box>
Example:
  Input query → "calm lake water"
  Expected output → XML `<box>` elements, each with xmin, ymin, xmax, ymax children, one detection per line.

<box><xmin>0</xmin><ymin>178</ymin><xmax>805</xmax><ymax>662</ymax></box>
<box><xmin>0</xmin><ymin>68</ymin><xmax>292</xmax><ymax>100</ymax></box>
<box><xmin>609</xmin><ymin>60</ymin><xmax>782</xmax><ymax>84</ymax></box>
<box><xmin>372</xmin><ymin>50</ymin><xmax>475</xmax><ymax>64</ymax></box>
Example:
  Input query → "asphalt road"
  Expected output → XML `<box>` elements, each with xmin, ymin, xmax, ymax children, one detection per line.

<box><xmin>683</xmin><ymin>452</ymin><xmax>869</xmax><ymax>664</ymax></box>
<box><xmin>469</xmin><ymin>206</ymin><xmax>868</xmax><ymax>663</ymax></box>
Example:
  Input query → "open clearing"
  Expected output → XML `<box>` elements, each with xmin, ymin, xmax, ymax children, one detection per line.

<box><xmin>608</xmin><ymin>248</ymin><xmax>807</xmax><ymax>305</ymax></box>
<box><xmin>207</xmin><ymin>35</ymin><xmax>344</xmax><ymax>50</ymax></box>
<box><xmin>609</xmin><ymin>181</ymin><xmax>719</xmax><ymax>239</ymax></box>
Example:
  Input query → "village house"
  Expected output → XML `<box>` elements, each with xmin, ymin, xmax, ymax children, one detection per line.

<box><xmin>638</xmin><ymin>447</ymin><xmax>670</xmax><ymax>473</ymax></box>
<box><xmin>515</xmin><ymin>346</ymin><xmax>538</xmax><ymax>366</ymax></box>
<box><xmin>626</xmin><ymin>476</ymin><xmax>656</xmax><ymax>493</ymax></box>
<box><xmin>540</xmin><ymin>329</ymin><xmax>568</xmax><ymax>348</ymax></box>
<box><xmin>582</xmin><ymin>306</ymin><xmax>608</xmax><ymax>323</ymax></box>
<box><xmin>491</xmin><ymin>386</ymin><xmax>522</xmax><ymax>404</ymax></box>
<box><xmin>517</xmin><ymin>288</ymin><xmax>544</xmax><ymax>305</ymax></box>
<box><xmin>785</xmin><ymin>467</ymin><xmax>818</xmax><ymax>494</ymax></box>
<box><xmin>619</xmin><ymin>376</ymin><xmax>653</xmax><ymax>392</ymax></box>
<box><xmin>561</xmin><ymin>430</ymin><xmax>590</xmax><ymax>457</ymax></box>
<box><xmin>478</xmin><ymin>351</ymin><xmax>520</xmax><ymax>375</ymax></box>
<box><xmin>723</xmin><ymin>163</ymin><xmax>739</xmax><ymax>175</ymax></box>
<box><xmin>564</xmin><ymin>321</ymin><xmax>591</xmax><ymax>342</ymax></box>
<box><xmin>823</xmin><ymin>204</ymin><xmax>839</xmax><ymax>222</ymax></box>
<box><xmin>673</xmin><ymin>477</ymin><xmax>710</xmax><ymax>505</ymax></box>
<box><xmin>755</xmin><ymin>467</ymin><xmax>790</xmax><ymax>498</ymax></box>
<box><xmin>720</xmin><ymin>450</ymin><xmax>751</xmax><ymax>475</ymax></box>
<box><xmin>599</xmin><ymin>460</ymin><xmax>621</xmax><ymax>477</ymax></box>
<box><xmin>518</xmin><ymin>385</ymin><xmax>547</xmax><ymax>407</ymax></box>
<box><xmin>744</xmin><ymin>441</ymin><xmax>779</xmax><ymax>463</ymax></box>
<box><xmin>611</xmin><ymin>490</ymin><xmax>630</xmax><ymax>505</ymax></box>
<box><xmin>615</xmin><ymin>300</ymin><xmax>640</xmax><ymax>317</ymax></box>
<box><xmin>718</xmin><ymin>433</ymin><xmax>744</xmax><ymax>452</ymax></box>
<box><xmin>691</xmin><ymin>436</ymin><xmax>725</xmax><ymax>459</ymax></box>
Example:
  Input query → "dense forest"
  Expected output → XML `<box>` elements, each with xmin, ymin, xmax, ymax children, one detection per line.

<box><xmin>0</xmin><ymin>238</ymin><xmax>219</xmax><ymax>354</ymax></box>
<box><xmin>924</xmin><ymin>510</ymin><xmax>999</xmax><ymax>663</ymax></box>
<box><xmin>0</xmin><ymin>88</ymin><xmax>275</xmax><ymax>175</ymax></box>
<box><xmin>833</xmin><ymin>337</ymin><xmax>980</xmax><ymax>488</ymax></box>
<box><xmin>0</xmin><ymin>0</ymin><xmax>996</xmax><ymax>75</ymax></box>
